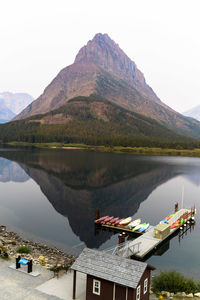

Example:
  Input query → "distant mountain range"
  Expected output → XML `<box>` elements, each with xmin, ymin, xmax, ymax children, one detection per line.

<box><xmin>0</xmin><ymin>99</ymin><xmax>15</xmax><ymax>123</ymax></box>
<box><xmin>0</xmin><ymin>92</ymin><xmax>33</xmax><ymax>123</ymax></box>
<box><xmin>2</xmin><ymin>33</ymin><xmax>200</xmax><ymax>143</ymax></box>
<box><xmin>183</xmin><ymin>105</ymin><xmax>200</xmax><ymax>122</ymax></box>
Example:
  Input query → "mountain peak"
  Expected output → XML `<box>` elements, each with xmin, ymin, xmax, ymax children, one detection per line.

<box><xmin>74</xmin><ymin>33</ymin><xmax>148</xmax><ymax>89</ymax></box>
<box><xmin>74</xmin><ymin>33</ymin><xmax>118</xmax><ymax>64</ymax></box>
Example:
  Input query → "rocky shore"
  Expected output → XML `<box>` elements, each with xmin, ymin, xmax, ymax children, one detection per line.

<box><xmin>157</xmin><ymin>291</ymin><xmax>200</xmax><ymax>298</ymax></box>
<box><xmin>0</xmin><ymin>225</ymin><xmax>75</xmax><ymax>269</ymax></box>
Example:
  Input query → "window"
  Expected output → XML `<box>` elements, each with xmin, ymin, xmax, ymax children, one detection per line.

<box><xmin>136</xmin><ymin>285</ymin><xmax>141</xmax><ymax>300</ymax></box>
<box><xmin>93</xmin><ymin>279</ymin><xmax>101</xmax><ymax>295</ymax></box>
<box><xmin>144</xmin><ymin>278</ymin><xmax>148</xmax><ymax>294</ymax></box>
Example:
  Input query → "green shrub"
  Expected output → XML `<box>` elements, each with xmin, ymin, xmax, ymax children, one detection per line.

<box><xmin>16</xmin><ymin>245</ymin><xmax>32</xmax><ymax>254</ymax></box>
<box><xmin>0</xmin><ymin>246</ymin><xmax>8</xmax><ymax>252</ymax></box>
<box><xmin>152</xmin><ymin>271</ymin><xmax>198</xmax><ymax>294</ymax></box>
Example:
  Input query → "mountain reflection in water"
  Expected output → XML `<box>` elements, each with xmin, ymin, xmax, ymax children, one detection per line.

<box><xmin>0</xmin><ymin>147</ymin><xmax>200</xmax><ymax>272</ymax></box>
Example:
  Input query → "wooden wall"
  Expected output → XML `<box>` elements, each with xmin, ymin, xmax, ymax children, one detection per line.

<box><xmin>85</xmin><ymin>268</ymin><xmax>151</xmax><ymax>300</ymax></box>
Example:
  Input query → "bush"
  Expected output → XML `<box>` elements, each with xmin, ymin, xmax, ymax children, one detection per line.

<box><xmin>16</xmin><ymin>245</ymin><xmax>32</xmax><ymax>254</ymax></box>
<box><xmin>0</xmin><ymin>246</ymin><xmax>10</xmax><ymax>260</ymax></box>
<box><xmin>152</xmin><ymin>271</ymin><xmax>198</xmax><ymax>294</ymax></box>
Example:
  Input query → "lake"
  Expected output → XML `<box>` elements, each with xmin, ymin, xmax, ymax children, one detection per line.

<box><xmin>0</xmin><ymin>146</ymin><xmax>199</xmax><ymax>278</ymax></box>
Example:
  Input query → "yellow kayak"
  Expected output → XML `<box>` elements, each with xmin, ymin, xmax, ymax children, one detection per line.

<box><xmin>128</xmin><ymin>218</ymin><xmax>141</xmax><ymax>228</ymax></box>
<box><xmin>119</xmin><ymin>217</ymin><xmax>132</xmax><ymax>226</ymax></box>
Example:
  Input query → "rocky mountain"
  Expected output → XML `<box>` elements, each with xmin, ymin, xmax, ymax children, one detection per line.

<box><xmin>13</xmin><ymin>33</ymin><xmax>200</xmax><ymax>139</ymax></box>
<box><xmin>183</xmin><ymin>105</ymin><xmax>200</xmax><ymax>122</ymax></box>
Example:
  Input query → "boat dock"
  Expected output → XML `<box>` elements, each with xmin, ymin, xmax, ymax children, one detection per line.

<box><xmin>117</xmin><ymin>225</ymin><xmax>179</xmax><ymax>259</ymax></box>
<box><xmin>95</xmin><ymin>222</ymin><xmax>144</xmax><ymax>236</ymax></box>
<box><xmin>101</xmin><ymin>206</ymin><xmax>196</xmax><ymax>259</ymax></box>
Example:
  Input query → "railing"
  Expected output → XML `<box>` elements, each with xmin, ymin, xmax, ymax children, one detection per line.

<box><xmin>104</xmin><ymin>240</ymin><xmax>142</xmax><ymax>258</ymax></box>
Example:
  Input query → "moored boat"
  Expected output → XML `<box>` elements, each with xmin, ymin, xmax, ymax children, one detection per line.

<box><xmin>128</xmin><ymin>219</ymin><xmax>141</xmax><ymax>228</ymax></box>
<box><xmin>132</xmin><ymin>222</ymin><xmax>147</xmax><ymax>232</ymax></box>
<box><xmin>139</xmin><ymin>223</ymin><xmax>149</xmax><ymax>232</ymax></box>
<box><xmin>170</xmin><ymin>220</ymin><xmax>180</xmax><ymax>229</ymax></box>
<box><xmin>159</xmin><ymin>219</ymin><xmax>168</xmax><ymax>224</ymax></box>
<box><xmin>114</xmin><ymin>218</ymin><xmax>124</xmax><ymax>226</ymax></box>
<box><xmin>96</xmin><ymin>216</ymin><xmax>109</xmax><ymax>223</ymax></box>
<box><xmin>102</xmin><ymin>216</ymin><xmax>114</xmax><ymax>224</ymax></box>
<box><xmin>109</xmin><ymin>217</ymin><xmax>119</xmax><ymax>225</ymax></box>
<box><xmin>119</xmin><ymin>217</ymin><xmax>132</xmax><ymax>226</ymax></box>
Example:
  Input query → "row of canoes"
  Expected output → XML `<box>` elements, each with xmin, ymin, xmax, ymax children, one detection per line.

<box><xmin>160</xmin><ymin>212</ymin><xmax>189</xmax><ymax>229</ymax></box>
<box><xmin>96</xmin><ymin>216</ymin><xmax>150</xmax><ymax>233</ymax></box>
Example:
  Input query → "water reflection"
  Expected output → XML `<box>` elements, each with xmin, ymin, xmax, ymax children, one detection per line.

<box><xmin>0</xmin><ymin>148</ymin><xmax>181</xmax><ymax>248</ymax></box>
<box><xmin>0</xmin><ymin>148</ymin><xmax>199</xmax><ymax>257</ymax></box>
<box><xmin>0</xmin><ymin>158</ymin><xmax>29</xmax><ymax>182</ymax></box>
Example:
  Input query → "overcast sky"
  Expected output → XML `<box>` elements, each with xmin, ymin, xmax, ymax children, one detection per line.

<box><xmin>0</xmin><ymin>0</ymin><xmax>200</xmax><ymax>113</ymax></box>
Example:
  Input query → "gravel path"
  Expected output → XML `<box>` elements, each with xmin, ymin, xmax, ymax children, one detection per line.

<box><xmin>0</xmin><ymin>259</ymin><xmax>61</xmax><ymax>300</ymax></box>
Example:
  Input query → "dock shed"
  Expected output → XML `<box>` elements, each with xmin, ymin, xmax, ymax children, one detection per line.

<box><xmin>154</xmin><ymin>223</ymin><xmax>170</xmax><ymax>240</ymax></box>
<box><xmin>71</xmin><ymin>248</ymin><xmax>155</xmax><ymax>300</ymax></box>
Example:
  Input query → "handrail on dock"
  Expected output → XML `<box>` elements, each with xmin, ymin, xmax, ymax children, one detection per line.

<box><xmin>104</xmin><ymin>240</ymin><xmax>142</xmax><ymax>258</ymax></box>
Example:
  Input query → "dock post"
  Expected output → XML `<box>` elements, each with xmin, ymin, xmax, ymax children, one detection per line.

<box><xmin>118</xmin><ymin>234</ymin><xmax>122</xmax><ymax>245</ymax></box>
<box><xmin>95</xmin><ymin>210</ymin><xmax>100</xmax><ymax>220</ymax></box>
<box><xmin>73</xmin><ymin>270</ymin><xmax>77</xmax><ymax>299</ymax></box>
<box><xmin>175</xmin><ymin>202</ymin><xmax>178</xmax><ymax>213</ymax></box>
<box><xmin>118</xmin><ymin>234</ymin><xmax>124</xmax><ymax>248</ymax></box>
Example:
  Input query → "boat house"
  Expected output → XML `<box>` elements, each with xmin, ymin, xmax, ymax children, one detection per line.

<box><xmin>71</xmin><ymin>248</ymin><xmax>155</xmax><ymax>300</ymax></box>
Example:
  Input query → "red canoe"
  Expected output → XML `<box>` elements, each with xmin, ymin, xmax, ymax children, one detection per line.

<box><xmin>114</xmin><ymin>218</ymin><xmax>124</xmax><ymax>226</ymax></box>
<box><xmin>170</xmin><ymin>221</ymin><xmax>180</xmax><ymax>229</ymax></box>
<box><xmin>109</xmin><ymin>217</ymin><xmax>119</xmax><ymax>225</ymax></box>
<box><xmin>96</xmin><ymin>216</ymin><xmax>109</xmax><ymax>223</ymax></box>
<box><xmin>102</xmin><ymin>216</ymin><xmax>114</xmax><ymax>224</ymax></box>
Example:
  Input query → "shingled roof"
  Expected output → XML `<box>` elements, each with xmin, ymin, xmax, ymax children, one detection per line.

<box><xmin>71</xmin><ymin>248</ymin><xmax>154</xmax><ymax>289</ymax></box>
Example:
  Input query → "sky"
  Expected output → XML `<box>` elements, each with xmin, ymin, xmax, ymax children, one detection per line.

<box><xmin>0</xmin><ymin>0</ymin><xmax>200</xmax><ymax>113</ymax></box>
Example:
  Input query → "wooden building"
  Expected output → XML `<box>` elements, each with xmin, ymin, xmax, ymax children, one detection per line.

<box><xmin>71</xmin><ymin>248</ymin><xmax>155</xmax><ymax>300</ymax></box>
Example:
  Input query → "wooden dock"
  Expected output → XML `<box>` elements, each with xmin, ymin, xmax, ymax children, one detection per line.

<box><xmin>117</xmin><ymin>208</ymin><xmax>195</xmax><ymax>259</ymax></box>
<box><xmin>118</xmin><ymin>225</ymin><xmax>177</xmax><ymax>259</ymax></box>
<box><xmin>102</xmin><ymin>206</ymin><xmax>196</xmax><ymax>259</ymax></box>
<box><xmin>95</xmin><ymin>222</ymin><xmax>144</xmax><ymax>236</ymax></box>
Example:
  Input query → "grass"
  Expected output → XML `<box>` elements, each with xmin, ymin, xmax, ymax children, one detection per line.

<box><xmin>16</xmin><ymin>245</ymin><xmax>32</xmax><ymax>254</ymax></box>
<box><xmin>5</xmin><ymin>142</ymin><xmax>200</xmax><ymax>158</ymax></box>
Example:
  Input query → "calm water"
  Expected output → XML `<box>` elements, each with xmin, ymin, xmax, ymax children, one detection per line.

<box><xmin>0</xmin><ymin>147</ymin><xmax>200</xmax><ymax>278</ymax></box>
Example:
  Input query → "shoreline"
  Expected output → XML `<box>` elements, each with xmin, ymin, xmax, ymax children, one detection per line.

<box><xmin>4</xmin><ymin>142</ymin><xmax>200</xmax><ymax>158</ymax></box>
<box><xmin>0</xmin><ymin>225</ymin><xmax>75</xmax><ymax>270</ymax></box>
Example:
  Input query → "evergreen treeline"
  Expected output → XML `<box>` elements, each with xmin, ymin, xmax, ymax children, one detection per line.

<box><xmin>0</xmin><ymin>96</ymin><xmax>199</xmax><ymax>149</ymax></box>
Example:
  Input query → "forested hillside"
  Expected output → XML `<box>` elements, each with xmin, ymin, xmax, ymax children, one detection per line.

<box><xmin>0</xmin><ymin>96</ymin><xmax>194</xmax><ymax>147</ymax></box>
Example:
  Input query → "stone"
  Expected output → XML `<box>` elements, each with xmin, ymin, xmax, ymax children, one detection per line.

<box><xmin>186</xmin><ymin>293</ymin><xmax>193</xmax><ymax>297</ymax></box>
<box><xmin>175</xmin><ymin>292</ymin><xmax>183</xmax><ymax>297</ymax></box>
<box><xmin>194</xmin><ymin>293</ymin><xmax>200</xmax><ymax>297</ymax></box>
<box><xmin>6</xmin><ymin>240</ymin><xmax>17</xmax><ymax>245</ymax></box>
<box><xmin>182</xmin><ymin>292</ymin><xmax>187</xmax><ymax>297</ymax></box>
<box><xmin>161</xmin><ymin>291</ymin><xmax>170</xmax><ymax>297</ymax></box>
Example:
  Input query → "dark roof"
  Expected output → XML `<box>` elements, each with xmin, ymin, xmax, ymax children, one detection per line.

<box><xmin>71</xmin><ymin>248</ymin><xmax>153</xmax><ymax>289</ymax></box>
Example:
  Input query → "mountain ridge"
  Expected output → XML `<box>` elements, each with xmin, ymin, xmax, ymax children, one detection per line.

<box><xmin>12</xmin><ymin>33</ymin><xmax>200</xmax><ymax>139</ymax></box>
